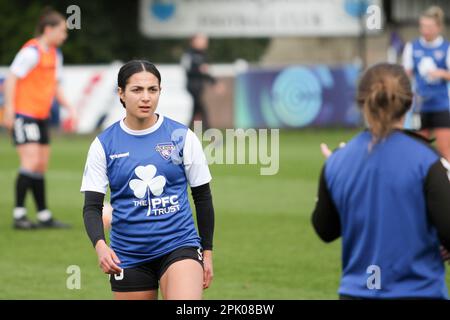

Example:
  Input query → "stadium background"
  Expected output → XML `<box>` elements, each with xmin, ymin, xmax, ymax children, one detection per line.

<box><xmin>0</xmin><ymin>0</ymin><xmax>449</xmax><ymax>299</ymax></box>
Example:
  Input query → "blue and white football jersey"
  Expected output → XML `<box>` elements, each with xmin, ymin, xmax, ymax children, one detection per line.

<box><xmin>325</xmin><ymin>130</ymin><xmax>448</xmax><ymax>299</ymax></box>
<box><xmin>81</xmin><ymin>114</ymin><xmax>211</xmax><ymax>268</ymax></box>
<box><xmin>403</xmin><ymin>36</ymin><xmax>450</xmax><ymax>113</ymax></box>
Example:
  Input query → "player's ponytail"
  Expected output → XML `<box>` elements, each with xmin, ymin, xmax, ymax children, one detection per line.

<box><xmin>35</xmin><ymin>7</ymin><xmax>65</xmax><ymax>36</ymax></box>
<box><xmin>421</xmin><ymin>6</ymin><xmax>445</xmax><ymax>28</ymax></box>
<box><xmin>357</xmin><ymin>63</ymin><xmax>412</xmax><ymax>144</ymax></box>
<box><xmin>117</xmin><ymin>60</ymin><xmax>162</xmax><ymax>108</ymax></box>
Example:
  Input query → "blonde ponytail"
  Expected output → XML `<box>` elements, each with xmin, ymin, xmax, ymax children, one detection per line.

<box><xmin>421</xmin><ymin>6</ymin><xmax>445</xmax><ymax>28</ymax></box>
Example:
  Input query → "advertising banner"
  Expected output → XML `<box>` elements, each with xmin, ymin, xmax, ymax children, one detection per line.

<box><xmin>140</xmin><ymin>0</ymin><xmax>383</xmax><ymax>38</ymax></box>
<box><xmin>235</xmin><ymin>64</ymin><xmax>362</xmax><ymax>128</ymax></box>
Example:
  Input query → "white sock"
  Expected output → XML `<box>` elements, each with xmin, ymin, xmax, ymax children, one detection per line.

<box><xmin>13</xmin><ymin>207</ymin><xmax>27</xmax><ymax>220</ymax></box>
<box><xmin>37</xmin><ymin>209</ymin><xmax>52</xmax><ymax>222</ymax></box>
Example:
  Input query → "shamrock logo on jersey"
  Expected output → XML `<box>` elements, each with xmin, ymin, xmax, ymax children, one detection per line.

<box><xmin>418</xmin><ymin>57</ymin><xmax>439</xmax><ymax>84</ymax></box>
<box><xmin>129</xmin><ymin>165</ymin><xmax>166</xmax><ymax>216</ymax></box>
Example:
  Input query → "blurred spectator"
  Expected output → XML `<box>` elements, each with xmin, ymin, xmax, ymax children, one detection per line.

<box><xmin>181</xmin><ymin>33</ymin><xmax>225</xmax><ymax>130</ymax></box>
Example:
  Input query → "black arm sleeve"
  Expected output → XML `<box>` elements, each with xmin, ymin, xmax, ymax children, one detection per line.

<box><xmin>191</xmin><ymin>183</ymin><xmax>215</xmax><ymax>250</ymax></box>
<box><xmin>311</xmin><ymin>165</ymin><xmax>341</xmax><ymax>243</ymax></box>
<box><xmin>83</xmin><ymin>191</ymin><xmax>105</xmax><ymax>247</ymax></box>
<box><xmin>424</xmin><ymin>160</ymin><xmax>450</xmax><ymax>250</ymax></box>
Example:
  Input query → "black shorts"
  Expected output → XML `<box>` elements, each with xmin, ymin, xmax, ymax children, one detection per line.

<box><xmin>420</xmin><ymin>111</ymin><xmax>450</xmax><ymax>129</ymax></box>
<box><xmin>12</xmin><ymin>115</ymin><xmax>50</xmax><ymax>145</ymax></box>
<box><xmin>110</xmin><ymin>246</ymin><xmax>204</xmax><ymax>292</ymax></box>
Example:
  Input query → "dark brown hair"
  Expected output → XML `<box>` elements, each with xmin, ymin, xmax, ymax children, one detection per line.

<box><xmin>35</xmin><ymin>7</ymin><xmax>65</xmax><ymax>36</ymax></box>
<box><xmin>357</xmin><ymin>63</ymin><xmax>412</xmax><ymax>142</ymax></box>
<box><xmin>117</xmin><ymin>60</ymin><xmax>161</xmax><ymax>108</ymax></box>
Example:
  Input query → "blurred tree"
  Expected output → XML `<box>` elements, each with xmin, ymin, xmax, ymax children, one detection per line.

<box><xmin>0</xmin><ymin>0</ymin><xmax>269</xmax><ymax>64</ymax></box>
<box><xmin>0</xmin><ymin>1</ymin><xmax>43</xmax><ymax>64</ymax></box>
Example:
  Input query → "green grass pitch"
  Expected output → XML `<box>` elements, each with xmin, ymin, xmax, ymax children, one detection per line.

<box><xmin>0</xmin><ymin>128</ymin><xmax>448</xmax><ymax>299</ymax></box>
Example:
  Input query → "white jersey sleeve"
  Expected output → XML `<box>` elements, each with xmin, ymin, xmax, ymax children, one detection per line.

<box><xmin>10</xmin><ymin>47</ymin><xmax>39</xmax><ymax>78</ymax></box>
<box><xmin>402</xmin><ymin>42</ymin><xmax>414</xmax><ymax>72</ymax></box>
<box><xmin>56</xmin><ymin>50</ymin><xmax>63</xmax><ymax>82</ymax></box>
<box><xmin>180</xmin><ymin>52</ymin><xmax>192</xmax><ymax>71</ymax></box>
<box><xmin>80</xmin><ymin>137</ymin><xmax>109</xmax><ymax>194</ymax></box>
<box><xmin>183</xmin><ymin>129</ymin><xmax>212</xmax><ymax>187</ymax></box>
<box><xmin>446</xmin><ymin>46</ymin><xmax>450</xmax><ymax>70</ymax></box>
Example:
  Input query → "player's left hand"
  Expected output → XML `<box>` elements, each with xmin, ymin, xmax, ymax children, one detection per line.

<box><xmin>320</xmin><ymin>142</ymin><xmax>346</xmax><ymax>159</ymax></box>
<box><xmin>202</xmin><ymin>250</ymin><xmax>214</xmax><ymax>289</ymax></box>
<box><xmin>320</xmin><ymin>143</ymin><xmax>332</xmax><ymax>158</ymax></box>
<box><xmin>68</xmin><ymin>106</ymin><xmax>78</xmax><ymax>131</ymax></box>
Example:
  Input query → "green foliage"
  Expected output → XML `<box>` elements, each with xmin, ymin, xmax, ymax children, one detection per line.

<box><xmin>0</xmin><ymin>0</ymin><xmax>269</xmax><ymax>64</ymax></box>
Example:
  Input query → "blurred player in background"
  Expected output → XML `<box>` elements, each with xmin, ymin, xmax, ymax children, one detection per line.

<box><xmin>402</xmin><ymin>6</ymin><xmax>450</xmax><ymax>161</ymax></box>
<box><xmin>313</xmin><ymin>63</ymin><xmax>450</xmax><ymax>299</ymax></box>
<box><xmin>2</xmin><ymin>8</ymin><xmax>76</xmax><ymax>229</ymax></box>
<box><xmin>81</xmin><ymin>60</ymin><xmax>215</xmax><ymax>300</ymax></box>
<box><xmin>181</xmin><ymin>33</ymin><xmax>224</xmax><ymax>130</ymax></box>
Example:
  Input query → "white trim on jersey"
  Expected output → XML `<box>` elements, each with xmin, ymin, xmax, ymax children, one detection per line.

<box><xmin>80</xmin><ymin>115</ymin><xmax>212</xmax><ymax>194</ymax></box>
<box><xmin>119</xmin><ymin>114</ymin><xmax>164</xmax><ymax>135</ymax></box>
<box><xmin>419</xmin><ymin>36</ymin><xmax>444</xmax><ymax>48</ymax></box>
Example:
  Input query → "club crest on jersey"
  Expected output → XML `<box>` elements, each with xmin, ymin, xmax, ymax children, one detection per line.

<box><xmin>155</xmin><ymin>142</ymin><xmax>175</xmax><ymax>160</ymax></box>
<box><xmin>434</xmin><ymin>50</ymin><xmax>445</xmax><ymax>61</ymax></box>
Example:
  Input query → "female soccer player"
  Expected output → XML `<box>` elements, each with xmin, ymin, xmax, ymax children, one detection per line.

<box><xmin>402</xmin><ymin>6</ymin><xmax>450</xmax><ymax>161</ymax></box>
<box><xmin>312</xmin><ymin>63</ymin><xmax>450</xmax><ymax>299</ymax></box>
<box><xmin>3</xmin><ymin>8</ymin><xmax>76</xmax><ymax>229</ymax></box>
<box><xmin>81</xmin><ymin>60</ymin><xmax>215</xmax><ymax>300</ymax></box>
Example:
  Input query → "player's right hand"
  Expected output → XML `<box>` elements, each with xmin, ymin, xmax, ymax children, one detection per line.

<box><xmin>95</xmin><ymin>240</ymin><xmax>122</xmax><ymax>275</ymax></box>
<box><xmin>2</xmin><ymin>108</ymin><xmax>14</xmax><ymax>130</ymax></box>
